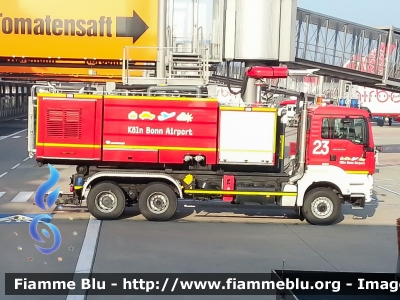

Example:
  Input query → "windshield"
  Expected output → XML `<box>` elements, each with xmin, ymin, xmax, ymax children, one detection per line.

<box><xmin>321</xmin><ymin>117</ymin><xmax>367</xmax><ymax>145</ymax></box>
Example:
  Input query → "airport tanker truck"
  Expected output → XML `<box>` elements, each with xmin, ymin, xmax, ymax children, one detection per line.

<box><xmin>27</xmin><ymin>66</ymin><xmax>381</xmax><ymax>225</ymax></box>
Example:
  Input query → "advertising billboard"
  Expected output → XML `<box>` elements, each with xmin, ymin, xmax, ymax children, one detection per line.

<box><xmin>0</xmin><ymin>0</ymin><xmax>158</xmax><ymax>61</ymax></box>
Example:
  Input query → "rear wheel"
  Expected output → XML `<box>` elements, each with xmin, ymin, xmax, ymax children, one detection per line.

<box><xmin>138</xmin><ymin>183</ymin><xmax>178</xmax><ymax>221</ymax></box>
<box><xmin>87</xmin><ymin>181</ymin><xmax>126</xmax><ymax>220</ymax></box>
<box><xmin>301</xmin><ymin>188</ymin><xmax>341</xmax><ymax>225</ymax></box>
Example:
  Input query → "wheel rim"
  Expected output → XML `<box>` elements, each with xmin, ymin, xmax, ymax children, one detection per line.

<box><xmin>147</xmin><ymin>192</ymin><xmax>169</xmax><ymax>214</ymax></box>
<box><xmin>95</xmin><ymin>191</ymin><xmax>118</xmax><ymax>213</ymax></box>
<box><xmin>311</xmin><ymin>197</ymin><xmax>334</xmax><ymax>219</ymax></box>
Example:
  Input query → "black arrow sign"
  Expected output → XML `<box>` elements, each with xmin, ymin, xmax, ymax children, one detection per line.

<box><xmin>116</xmin><ymin>11</ymin><xmax>149</xmax><ymax>43</ymax></box>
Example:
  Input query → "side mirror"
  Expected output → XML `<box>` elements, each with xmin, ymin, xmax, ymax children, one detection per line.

<box><xmin>375</xmin><ymin>146</ymin><xmax>383</xmax><ymax>153</ymax></box>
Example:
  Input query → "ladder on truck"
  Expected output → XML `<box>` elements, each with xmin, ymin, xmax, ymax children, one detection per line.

<box><xmin>27</xmin><ymin>83</ymin><xmax>58</xmax><ymax>159</ymax></box>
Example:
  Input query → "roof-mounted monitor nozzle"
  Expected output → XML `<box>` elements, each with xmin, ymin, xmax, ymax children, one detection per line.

<box><xmin>245</xmin><ymin>66</ymin><xmax>320</xmax><ymax>80</ymax></box>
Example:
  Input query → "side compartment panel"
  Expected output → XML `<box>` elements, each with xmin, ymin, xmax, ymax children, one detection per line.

<box><xmin>218</xmin><ymin>108</ymin><xmax>278</xmax><ymax>165</ymax></box>
<box><xmin>102</xmin><ymin>96</ymin><xmax>219</xmax><ymax>164</ymax></box>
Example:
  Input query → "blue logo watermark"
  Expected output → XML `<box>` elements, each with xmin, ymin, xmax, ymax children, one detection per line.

<box><xmin>29</xmin><ymin>164</ymin><xmax>62</xmax><ymax>255</ymax></box>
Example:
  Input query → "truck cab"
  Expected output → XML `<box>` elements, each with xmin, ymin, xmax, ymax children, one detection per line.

<box><xmin>287</xmin><ymin>104</ymin><xmax>377</xmax><ymax>217</ymax></box>
<box><xmin>306</xmin><ymin>105</ymin><xmax>375</xmax><ymax>175</ymax></box>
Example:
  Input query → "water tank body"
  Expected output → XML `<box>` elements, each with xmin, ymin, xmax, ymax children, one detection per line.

<box><xmin>339</xmin><ymin>99</ymin><xmax>347</xmax><ymax>106</ymax></box>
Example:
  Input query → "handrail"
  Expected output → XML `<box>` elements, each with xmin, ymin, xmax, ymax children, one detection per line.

<box><xmin>166</xmin><ymin>26</ymin><xmax>172</xmax><ymax>49</ymax></box>
<box><xmin>122</xmin><ymin>45</ymin><xmax>210</xmax><ymax>84</ymax></box>
<box><xmin>168</xmin><ymin>47</ymin><xmax>173</xmax><ymax>79</ymax></box>
<box><xmin>31</xmin><ymin>87</ymin><xmax>210</xmax><ymax>97</ymax></box>
<box><xmin>197</xmin><ymin>26</ymin><xmax>204</xmax><ymax>56</ymax></box>
<box><xmin>166</xmin><ymin>25</ymin><xmax>172</xmax><ymax>68</ymax></box>
<box><xmin>28</xmin><ymin>83</ymin><xmax>57</xmax><ymax>158</ymax></box>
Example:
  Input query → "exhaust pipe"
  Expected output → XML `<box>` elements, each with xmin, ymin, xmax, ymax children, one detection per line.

<box><xmin>289</xmin><ymin>92</ymin><xmax>308</xmax><ymax>184</ymax></box>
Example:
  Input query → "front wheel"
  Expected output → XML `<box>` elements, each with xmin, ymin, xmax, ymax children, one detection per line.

<box><xmin>301</xmin><ymin>188</ymin><xmax>342</xmax><ymax>225</ymax></box>
<box><xmin>138</xmin><ymin>183</ymin><xmax>178</xmax><ymax>221</ymax></box>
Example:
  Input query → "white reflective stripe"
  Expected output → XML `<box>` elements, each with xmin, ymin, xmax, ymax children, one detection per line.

<box><xmin>377</xmin><ymin>186</ymin><xmax>400</xmax><ymax>197</ymax></box>
<box><xmin>0</xmin><ymin>129</ymin><xmax>27</xmax><ymax>141</ymax></box>
<box><xmin>11</xmin><ymin>192</ymin><xmax>34</xmax><ymax>202</ymax></box>
<box><xmin>66</xmin><ymin>217</ymin><xmax>102</xmax><ymax>300</ymax></box>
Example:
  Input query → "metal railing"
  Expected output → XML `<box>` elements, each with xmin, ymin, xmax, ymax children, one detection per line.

<box><xmin>168</xmin><ymin>26</ymin><xmax>205</xmax><ymax>54</ymax></box>
<box><xmin>122</xmin><ymin>45</ymin><xmax>211</xmax><ymax>85</ymax></box>
<box><xmin>0</xmin><ymin>82</ymin><xmax>31</xmax><ymax>121</ymax></box>
<box><xmin>0</xmin><ymin>96</ymin><xmax>26</xmax><ymax>120</ymax></box>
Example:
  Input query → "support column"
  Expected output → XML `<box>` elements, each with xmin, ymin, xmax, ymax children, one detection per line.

<box><xmin>157</xmin><ymin>0</ymin><xmax>167</xmax><ymax>78</ymax></box>
<box><xmin>255</xmin><ymin>84</ymin><xmax>262</xmax><ymax>103</ymax></box>
<box><xmin>242</xmin><ymin>62</ymin><xmax>258</xmax><ymax>104</ymax></box>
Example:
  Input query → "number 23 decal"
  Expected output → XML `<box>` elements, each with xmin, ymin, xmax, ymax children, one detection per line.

<box><xmin>312</xmin><ymin>140</ymin><xmax>330</xmax><ymax>155</ymax></box>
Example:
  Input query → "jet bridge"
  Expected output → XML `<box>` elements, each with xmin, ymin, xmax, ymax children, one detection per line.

<box><xmin>211</xmin><ymin>1</ymin><xmax>400</xmax><ymax>98</ymax></box>
<box><xmin>291</xmin><ymin>8</ymin><xmax>400</xmax><ymax>92</ymax></box>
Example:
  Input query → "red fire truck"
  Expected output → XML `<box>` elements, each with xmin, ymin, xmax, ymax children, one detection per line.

<box><xmin>28</xmin><ymin>66</ymin><xmax>381</xmax><ymax>225</ymax></box>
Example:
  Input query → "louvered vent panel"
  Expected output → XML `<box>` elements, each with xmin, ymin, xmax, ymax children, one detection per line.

<box><xmin>46</xmin><ymin>108</ymin><xmax>82</xmax><ymax>139</ymax></box>
<box><xmin>64</xmin><ymin>109</ymin><xmax>82</xmax><ymax>138</ymax></box>
<box><xmin>46</xmin><ymin>109</ymin><xmax>64</xmax><ymax>138</ymax></box>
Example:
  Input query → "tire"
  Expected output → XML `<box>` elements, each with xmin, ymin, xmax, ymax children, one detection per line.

<box><xmin>301</xmin><ymin>188</ymin><xmax>342</xmax><ymax>225</ymax></box>
<box><xmin>86</xmin><ymin>181</ymin><xmax>126</xmax><ymax>220</ymax></box>
<box><xmin>138</xmin><ymin>183</ymin><xmax>178</xmax><ymax>221</ymax></box>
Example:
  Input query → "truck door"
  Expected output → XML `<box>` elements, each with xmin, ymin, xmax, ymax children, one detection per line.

<box><xmin>311</xmin><ymin>116</ymin><xmax>372</xmax><ymax>173</ymax></box>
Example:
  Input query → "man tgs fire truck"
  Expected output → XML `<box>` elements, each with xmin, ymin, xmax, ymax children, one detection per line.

<box><xmin>27</xmin><ymin>66</ymin><xmax>380</xmax><ymax>225</ymax></box>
